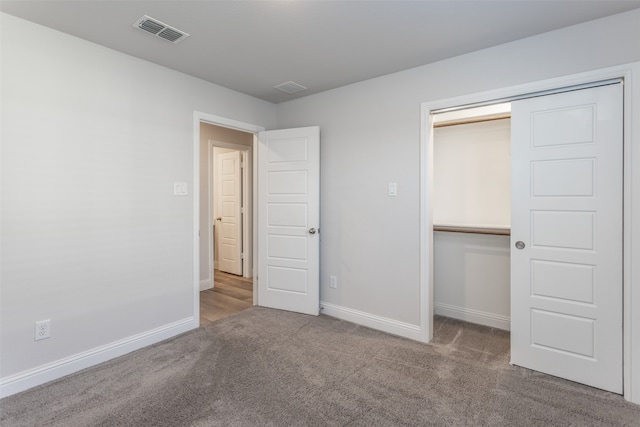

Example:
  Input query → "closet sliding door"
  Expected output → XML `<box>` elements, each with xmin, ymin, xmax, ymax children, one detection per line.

<box><xmin>510</xmin><ymin>83</ymin><xmax>623</xmax><ymax>393</ymax></box>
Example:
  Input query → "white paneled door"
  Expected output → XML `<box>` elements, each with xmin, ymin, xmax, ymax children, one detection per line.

<box><xmin>217</xmin><ymin>150</ymin><xmax>242</xmax><ymax>275</ymax></box>
<box><xmin>511</xmin><ymin>83</ymin><xmax>623</xmax><ymax>393</ymax></box>
<box><xmin>258</xmin><ymin>127</ymin><xmax>320</xmax><ymax>315</ymax></box>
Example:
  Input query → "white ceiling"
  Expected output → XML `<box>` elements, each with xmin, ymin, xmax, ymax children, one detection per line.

<box><xmin>2</xmin><ymin>1</ymin><xmax>640</xmax><ymax>104</ymax></box>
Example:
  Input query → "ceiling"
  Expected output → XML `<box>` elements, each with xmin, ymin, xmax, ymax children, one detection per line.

<box><xmin>2</xmin><ymin>1</ymin><xmax>640</xmax><ymax>104</ymax></box>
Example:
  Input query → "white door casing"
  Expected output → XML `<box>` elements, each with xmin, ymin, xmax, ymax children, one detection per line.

<box><xmin>510</xmin><ymin>84</ymin><xmax>623</xmax><ymax>393</ymax></box>
<box><xmin>257</xmin><ymin>126</ymin><xmax>320</xmax><ymax>315</ymax></box>
<box><xmin>217</xmin><ymin>150</ymin><xmax>242</xmax><ymax>275</ymax></box>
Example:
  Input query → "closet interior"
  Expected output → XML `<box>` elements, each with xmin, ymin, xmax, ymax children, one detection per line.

<box><xmin>432</xmin><ymin>103</ymin><xmax>512</xmax><ymax>330</ymax></box>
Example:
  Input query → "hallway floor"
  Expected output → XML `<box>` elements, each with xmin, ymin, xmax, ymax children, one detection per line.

<box><xmin>200</xmin><ymin>270</ymin><xmax>253</xmax><ymax>326</ymax></box>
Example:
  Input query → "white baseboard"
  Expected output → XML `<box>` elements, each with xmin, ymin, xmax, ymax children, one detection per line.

<box><xmin>435</xmin><ymin>302</ymin><xmax>510</xmax><ymax>331</ymax></box>
<box><xmin>320</xmin><ymin>301</ymin><xmax>423</xmax><ymax>342</ymax></box>
<box><xmin>200</xmin><ymin>278</ymin><xmax>212</xmax><ymax>291</ymax></box>
<box><xmin>0</xmin><ymin>317</ymin><xmax>196</xmax><ymax>399</ymax></box>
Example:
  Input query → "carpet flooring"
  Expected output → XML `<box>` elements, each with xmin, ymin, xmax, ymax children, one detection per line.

<box><xmin>1</xmin><ymin>307</ymin><xmax>639</xmax><ymax>426</ymax></box>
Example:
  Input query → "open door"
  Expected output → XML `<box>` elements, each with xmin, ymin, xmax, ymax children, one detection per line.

<box><xmin>257</xmin><ymin>126</ymin><xmax>320</xmax><ymax>315</ymax></box>
<box><xmin>510</xmin><ymin>83</ymin><xmax>623</xmax><ymax>393</ymax></box>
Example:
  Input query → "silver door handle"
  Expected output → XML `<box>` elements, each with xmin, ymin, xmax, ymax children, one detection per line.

<box><xmin>309</xmin><ymin>228</ymin><xmax>317</xmax><ymax>234</ymax></box>
<box><xmin>515</xmin><ymin>241</ymin><xmax>525</xmax><ymax>250</ymax></box>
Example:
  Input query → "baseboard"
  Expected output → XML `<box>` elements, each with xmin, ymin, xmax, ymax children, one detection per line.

<box><xmin>0</xmin><ymin>317</ymin><xmax>196</xmax><ymax>399</ymax></box>
<box><xmin>435</xmin><ymin>302</ymin><xmax>510</xmax><ymax>331</ymax></box>
<box><xmin>320</xmin><ymin>301</ymin><xmax>423</xmax><ymax>342</ymax></box>
<box><xmin>200</xmin><ymin>278</ymin><xmax>212</xmax><ymax>291</ymax></box>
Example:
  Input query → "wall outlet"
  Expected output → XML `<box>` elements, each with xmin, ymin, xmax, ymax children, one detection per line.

<box><xmin>35</xmin><ymin>319</ymin><xmax>51</xmax><ymax>341</ymax></box>
<box><xmin>330</xmin><ymin>275</ymin><xmax>338</xmax><ymax>289</ymax></box>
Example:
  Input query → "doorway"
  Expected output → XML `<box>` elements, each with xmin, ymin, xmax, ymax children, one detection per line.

<box><xmin>200</xmin><ymin>123</ymin><xmax>254</xmax><ymax>284</ymax></box>
<box><xmin>432</xmin><ymin>104</ymin><xmax>512</xmax><ymax>331</ymax></box>
<box><xmin>198</xmin><ymin>118</ymin><xmax>259</xmax><ymax>324</ymax></box>
<box><xmin>193</xmin><ymin>113</ymin><xmax>321</xmax><ymax>326</ymax></box>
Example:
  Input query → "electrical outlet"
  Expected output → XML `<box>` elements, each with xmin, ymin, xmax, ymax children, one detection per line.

<box><xmin>330</xmin><ymin>275</ymin><xmax>338</xmax><ymax>289</ymax></box>
<box><xmin>35</xmin><ymin>320</ymin><xmax>51</xmax><ymax>341</ymax></box>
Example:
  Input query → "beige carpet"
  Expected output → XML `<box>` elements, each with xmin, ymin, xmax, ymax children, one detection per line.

<box><xmin>1</xmin><ymin>307</ymin><xmax>639</xmax><ymax>426</ymax></box>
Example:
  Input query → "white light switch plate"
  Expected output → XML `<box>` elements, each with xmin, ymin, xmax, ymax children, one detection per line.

<box><xmin>388</xmin><ymin>182</ymin><xmax>398</xmax><ymax>197</ymax></box>
<box><xmin>174</xmin><ymin>182</ymin><xmax>188</xmax><ymax>196</ymax></box>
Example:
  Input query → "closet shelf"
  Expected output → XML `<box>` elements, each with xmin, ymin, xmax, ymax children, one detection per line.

<box><xmin>433</xmin><ymin>225</ymin><xmax>511</xmax><ymax>236</ymax></box>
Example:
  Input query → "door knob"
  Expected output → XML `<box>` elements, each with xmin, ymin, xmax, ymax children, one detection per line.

<box><xmin>309</xmin><ymin>228</ymin><xmax>317</xmax><ymax>234</ymax></box>
<box><xmin>515</xmin><ymin>241</ymin><xmax>525</xmax><ymax>250</ymax></box>
<box><xmin>216</xmin><ymin>217</ymin><xmax>222</xmax><ymax>221</ymax></box>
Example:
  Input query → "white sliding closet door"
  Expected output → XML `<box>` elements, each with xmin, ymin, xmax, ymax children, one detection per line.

<box><xmin>510</xmin><ymin>83</ymin><xmax>623</xmax><ymax>393</ymax></box>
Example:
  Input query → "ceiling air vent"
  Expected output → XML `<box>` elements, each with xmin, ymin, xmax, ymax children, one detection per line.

<box><xmin>274</xmin><ymin>81</ymin><xmax>308</xmax><ymax>94</ymax></box>
<box><xmin>133</xmin><ymin>15</ymin><xmax>189</xmax><ymax>44</ymax></box>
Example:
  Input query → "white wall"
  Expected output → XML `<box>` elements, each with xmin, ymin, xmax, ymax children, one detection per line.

<box><xmin>275</xmin><ymin>9</ymin><xmax>640</xmax><ymax>402</ymax></box>
<box><xmin>433</xmin><ymin>119</ymin><xmax>511</xmax><ymax>228</ymax></box>
<box><xmin>0</xmin><ymin>13</ymin><xmax>276</xmax><ymax>396</ymax></box>
<box><xmin>434</xmin><ymin>232</ymin><xmax>510</xmax><ymax>330</ymax></box>
<box><xmin>277</xmin><ymin>9</ymin><xmax>640</xmax><ymax>325</ymax></box>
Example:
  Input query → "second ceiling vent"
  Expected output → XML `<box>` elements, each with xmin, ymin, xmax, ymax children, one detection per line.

<box><xmin>133</xmin><ymin>15</ymin><xmax>189</xmax><ymax>44</ymax></box>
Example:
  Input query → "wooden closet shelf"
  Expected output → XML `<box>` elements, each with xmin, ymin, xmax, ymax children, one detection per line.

<box><xmin>433</xmin><ymin>225</ymin><xmax>511</xmax><ymax>236</ymax></box>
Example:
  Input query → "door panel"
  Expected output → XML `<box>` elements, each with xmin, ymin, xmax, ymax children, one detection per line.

<box><xmin>511</xmin><ymin>84</ymin><xmax>623</xmax><ymax>393</ymax></box>
<box><xmin>217</xmin><ymin>150</ymin><xmax>242</xmax><ymax>275</ymax></box>
<box><xmin>258</xmin><ymin>127</ymin><xmax>319</xmax><ymax>315</ymax></box>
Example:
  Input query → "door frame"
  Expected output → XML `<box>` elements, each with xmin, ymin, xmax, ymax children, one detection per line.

<box><xmin>193</xmin><ymin>112</ymin><xmax>265</xmax><ymax>322</ymax></box>
<box><xmin>420</xmin><ymin>62</ymin><xmax>640</xmax><ymax>404</ymax></box>
<box><xmin>208</xmin><ymin>140</ymin><xmax>253</xmax><ymax>281</ymax></box>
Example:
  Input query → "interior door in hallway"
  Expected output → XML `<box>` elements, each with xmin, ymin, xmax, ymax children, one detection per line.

<box><xmin>257</xmin><ymin>126</ymin><xmax>320</xmax><ymax>316</ymax></box>
<box><xmin>216</xmin><ymin>150</ymin><xmax>242</xmax><ymax>275</ymax></box>
<box><xmin>510</xmin><ymin>83</ymin><xmax>623</xmax><ymax>393</ymax></box>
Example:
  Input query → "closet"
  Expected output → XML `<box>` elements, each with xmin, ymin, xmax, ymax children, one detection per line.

<box><xmin>432</xmin><ymin>104</ymin><xmax>511</xmax><ymax>330</ymax></box>
<box><xmin>429</xmin><ymin>81</ymin><xmax>624</xmax><ymax>394</ymax></box>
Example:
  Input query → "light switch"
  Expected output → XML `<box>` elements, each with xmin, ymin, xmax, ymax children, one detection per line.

<box><xmin>388</xmin><ymin>182</ymin><xmax>398</xmax><ymax>197</ymax></box>
<box><xmin>174</xmin><ymin>182</ymin><xmax>188</xmax><ymax>196</ymax></box>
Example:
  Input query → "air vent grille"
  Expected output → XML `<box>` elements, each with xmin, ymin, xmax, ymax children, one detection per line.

<box><xmin>139</xmin><ymin>19</ymin><xmax>164</xmax><ymax>34</ymax></box>
<box><xmin>274</xmin><ymin>81</ymin><xmax>308</xmax><ymax>94</ymax></box>
<box><xmin>133</xmin><ymin>15</ymin><xmax>189</xmax><ymax>44</ymax></box>
<box><xmin>158</xmin><ymin>28</ymin><xmax>183</xmax><ymax>42</ymax></box>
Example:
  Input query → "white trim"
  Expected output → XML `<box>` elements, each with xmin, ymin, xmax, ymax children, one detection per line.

<box><xmin>420</xmin><ymin>62</ymin><xmax>640</xmax><ymax>404</ymax></box>
<box><xmin>431</xmin><ymin>78</ymin><xmax>623</xmax><ymax>114</ymax></box>
<box><xmin>419</xmin><ymin>103</ymin><xmax>434</xmax><ymax>343</ymax></box>
<box><xmin>321</xmin><ymin>301</ymin><xmax>422</xmax><ymax>341</ymax></box>
<box><xmin>196</xmin><ymin>113</ymin><xmax>265</xmax><ymax>135</ymax></box>
<box><xmin>208</xmin><ymin>141</ymin><xmax>215</xmax><ymax>284</ymax></box>
<box><xmin>193</xmin><ymin>112</ymin><xmax>202</xmax><ymax>327</ymax></box>
<box><xmin>209</xmin><ymin>140</ymin><xmax>251</xmax><ymax>151</ymax></box>
<box><xmin>243</xmin><ymin>147</ymin><xmax>253</xmax><ymax>280</ymax></box>
<box><xmin>200</xmin><ymin>278</ymin><xmax>212</xmax><ymax>291</ymax></box>
<box><xmin>0</xmin><ymin>317</ymin><xmax>195</xmax><ymax>398</ymax></box>
<box><xmin>252</xmin><ymin>135</ymin><xmax>259</xmax><ymax>305</ymax></box>
<box><xmin>624</xmin><ymin>62</ymin><xmax>640</xmax><ymax>405</ymax></box>
<box><xmin>434</xmin><ymin>303</ymin><xmax>510</xmax><ymax>331</ymax></box>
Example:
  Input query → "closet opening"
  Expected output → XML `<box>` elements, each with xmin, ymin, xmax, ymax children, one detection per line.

<box><xmin>432</xmin><ymin>103</ymin><xmax>512</xmax><ymax>331</ymax></box>
<box><xmin>422</xmin><ymin>73</ymin><xmax>632</xmax><ymax>397</ymax></box>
